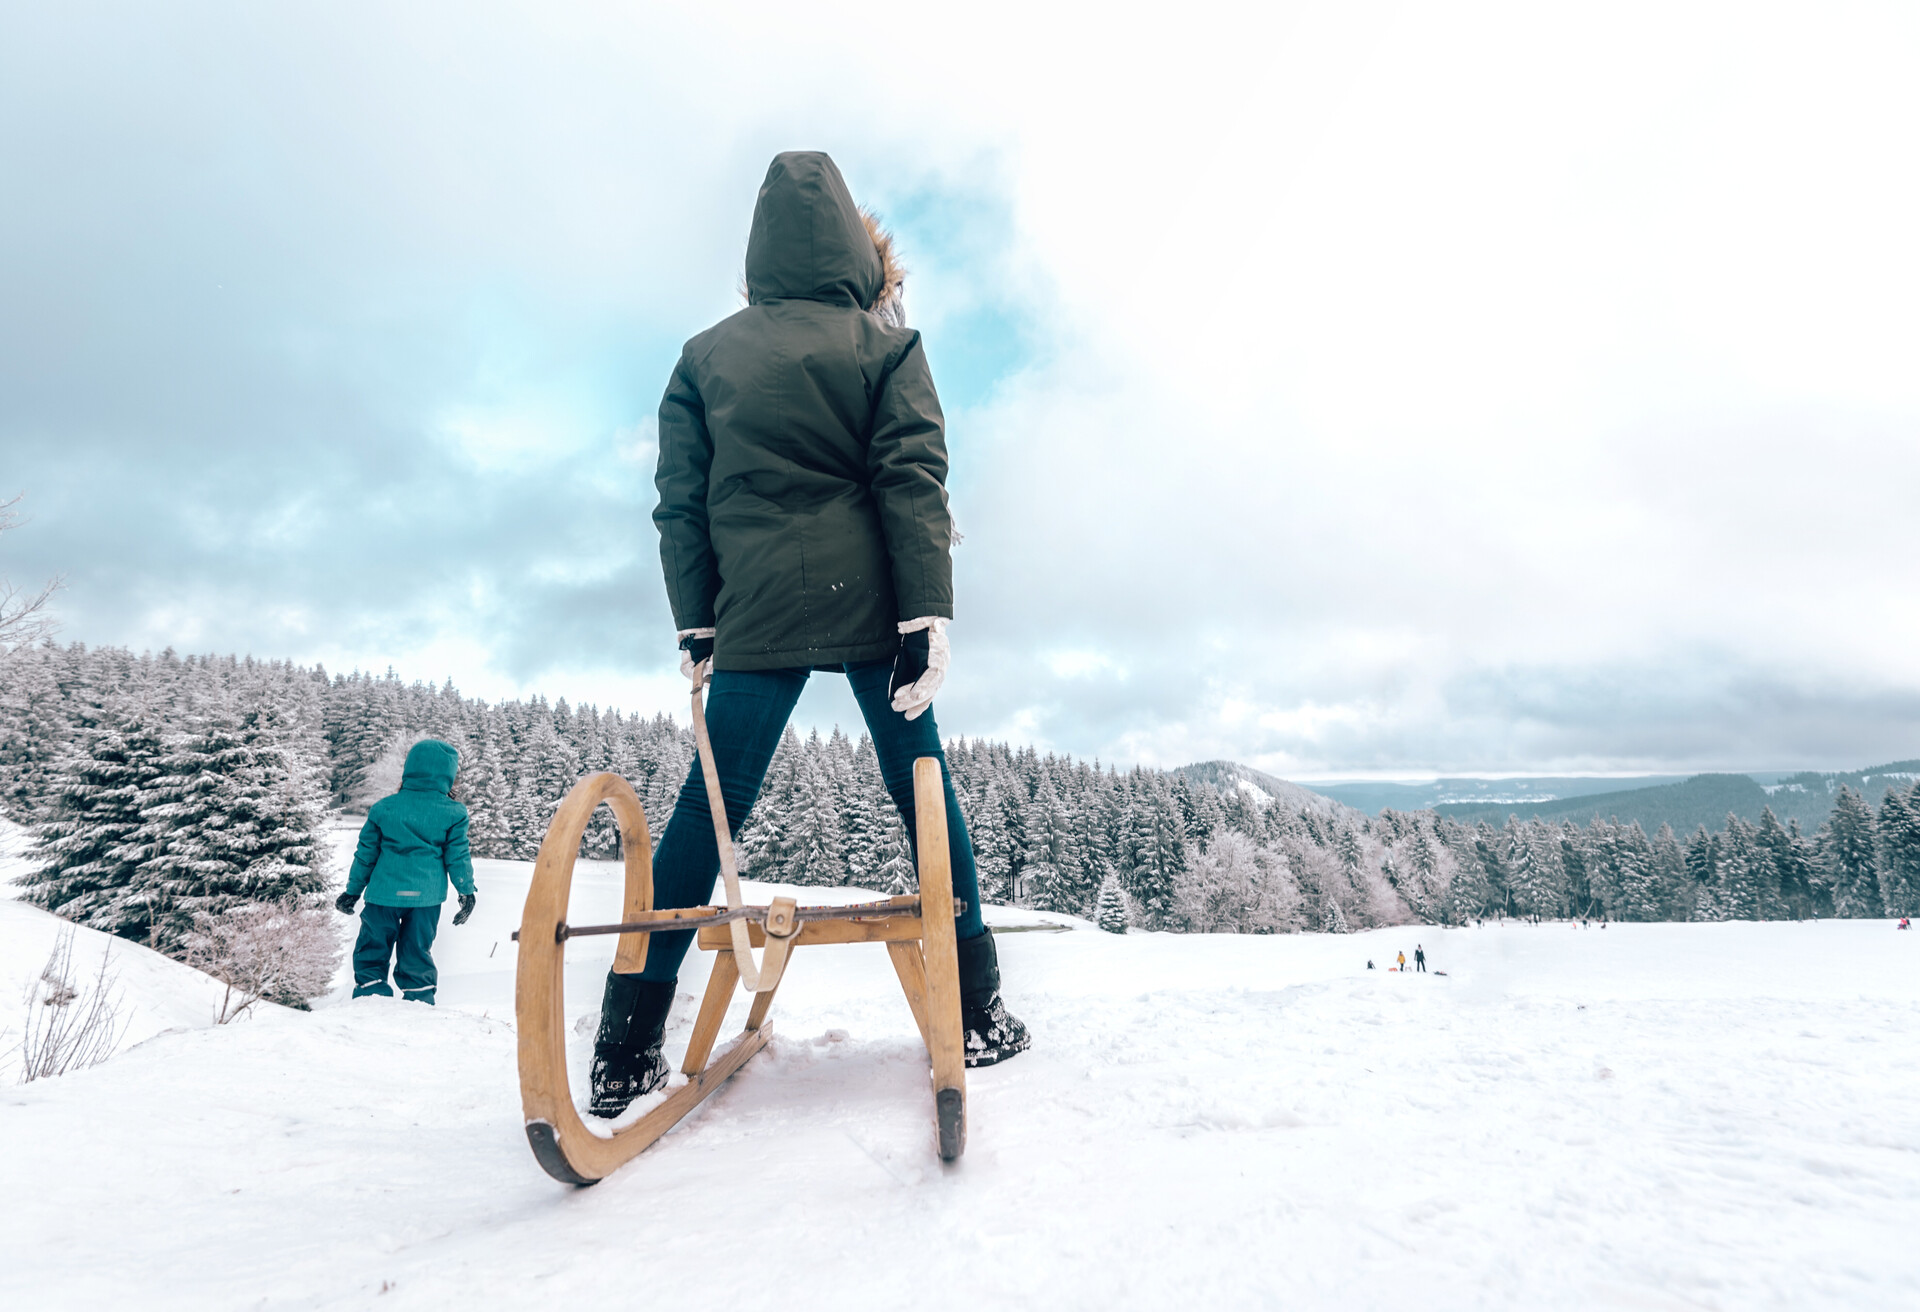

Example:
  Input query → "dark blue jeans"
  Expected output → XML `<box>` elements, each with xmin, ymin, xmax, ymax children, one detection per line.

<box><xmin>353</xmin><ymin>903</ymin><xmax>441</xmax><ymax>1003</ymax></box>
<box><xmin>631</xmin><ymin>658</ymin><xmax>985</xmax><ymax>983</ymax></box>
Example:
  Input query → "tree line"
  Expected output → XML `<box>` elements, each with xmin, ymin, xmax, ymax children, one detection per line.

<box><xmin>3</xmin><ymin>643</ymin><xmax>1917</xmax><ymax>969</ymax></box>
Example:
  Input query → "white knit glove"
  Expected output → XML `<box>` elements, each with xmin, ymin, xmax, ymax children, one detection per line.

<box><xmin>889</xmin><ymin>617</ymin><xmax>949</xmax><ymax>721</ymax></box>
<box><xmin>677</xmin><ymin>627</ymin><xmax>716</xmax><ymax>688</ymax></box>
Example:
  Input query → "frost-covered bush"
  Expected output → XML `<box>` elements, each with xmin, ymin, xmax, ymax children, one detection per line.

<box><xmin>183</xmin><ymin>898</ymin><xmax>343</xmax><ymax>1023</ymax></box>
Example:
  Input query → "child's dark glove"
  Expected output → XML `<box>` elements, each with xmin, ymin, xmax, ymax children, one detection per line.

<box><xmin>335</xmin><ymin>892</ymin><xmax>359</xmax><ymax>916</ymax></box>
<box><xmin>453</xmin><ymin>893</ymin><xmax>476</xmax><ymax>926</ymax></box>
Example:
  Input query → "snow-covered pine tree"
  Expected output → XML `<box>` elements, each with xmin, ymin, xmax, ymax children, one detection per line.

<box><xmin>967</xmin><ymin>778</ymin><xmax>1015</xmax><ymax>905</ymax></box>
<box><xmin>0</xmin><ymin>644</ymin><xmax>72</xmax><ymax>822</ymax></box>
<box><xmin>1559</xmin><ymin>821</ymin><xmax>1595</xmax><ymax>918</ymax></box>
<box><xmin>1819</xmin><ymin>786</ymin><xmax>1880</xmax><ymax>916</ymax></box>
<box><xmin>835</xmin><ymin>737</ymin><xmax>883</xmax><ymax>884</ymax></box>
<box><xmin>1755</xmin><ymin>807</ymin><xmax>1813</xmax><ymax>919</ymax></box>
<box><xmin>1095</xmin><ymin>867</ymin><xmax>1129</xmax><ymax>933</ymax></box>
<box><xmin>781</xmin><ymin>746</ymin><xmax>845</xmax><ymax>887</ymax></box>
<box><xmin>1714</xmin><ymin>815</ymin><xmax>1763</xmax><ymax>920</ymax></box>
<box><xmin>1683</xmin><ymin>825</ymin><xmax>1717</xmax><ymax>919</ymax></box>
<box><xmin>1876</xmin><ymin>782</ymin><xmax>1920</xmax><ymax>917</ymax></box>
<box><xmin>1505</xmin><ymin>818</ymin><xmax>1567</xmax><ymax>920</ymax></box>
<box><xmin>1322</xmin><ymin>896</ymin><xmax>1350</xmax><ymax>934</ymax></box>
<box><xmin>1123</xmin><ymin>785</ymin><xmax>1185</xmax><ymax>929</ymax></box>
<box><xmin>133</xmin><ymin>702</ymin><xmax>329</xmax><ymax>951</ymax></box>
<box><xmin>462</xmin><ymin>726</ymin><xmax>515</xmax><ymax>859</ymax></box>
<box><xmin>1609</xmin><ymin>823</ymin><xmax>1662</xmax><ymax>922</ymax></box>
<box><xmin>21</xmin><ymin>705</ymin><xmax>173</xmax><ymax>939</ymax></box>
<box><xmin>1473</xmin><ymin>821</ymin><xmax>1511</xmax><ymax>918</ymax></box>
<box><xmin>1021</xmin><ymin>773</ymin><xmax>1081</xmax><ymax>914</ymax></box>
<box><xmin>871</xmin><ymin>818</ymin><xmax>916</xmax><ymax>896</ymax></box>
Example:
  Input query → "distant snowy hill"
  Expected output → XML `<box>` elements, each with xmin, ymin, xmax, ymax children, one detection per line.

<box><xmin>1173</xmin><ymin>760</ymin><xmax>1356</xmax><ymax>818</ymax></box>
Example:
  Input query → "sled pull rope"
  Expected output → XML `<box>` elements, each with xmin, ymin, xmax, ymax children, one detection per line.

<box><xmin>690</xmin><ymin>664</ymin><xmax>790</xmax><ymax>995</ymax></box>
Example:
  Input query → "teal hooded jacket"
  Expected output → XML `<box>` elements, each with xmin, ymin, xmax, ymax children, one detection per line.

<box><xmin>346</xmin><ymin>740</ymin><xmax>476</xmax><ymax>908</ymax></box>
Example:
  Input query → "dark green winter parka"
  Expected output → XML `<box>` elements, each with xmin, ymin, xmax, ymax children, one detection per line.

<box><xmin>654</xmin><ymin>151</ymin><xmax>954</xmax><ymax>670</ymax></box>
<box><xmin>346</xmin><ymin>740</ymin><xmax>476</xmax><ymax>908</ymax></box>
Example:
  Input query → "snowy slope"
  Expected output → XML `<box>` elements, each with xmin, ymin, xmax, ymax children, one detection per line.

<box><xmin>2</xmin><ymin>845</ymin><xmax>1918</xmax><ymax>1310</ymax></box>
<box><xmin>0</xmin><ymin>819</ymin><xmax>237</xmax><ymax>1056</ymax></box>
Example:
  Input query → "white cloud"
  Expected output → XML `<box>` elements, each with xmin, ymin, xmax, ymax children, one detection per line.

<box><xmin>7</xmin><ymin>0</ymin><xmax>1919</xmax><ymax>772</ymax></box>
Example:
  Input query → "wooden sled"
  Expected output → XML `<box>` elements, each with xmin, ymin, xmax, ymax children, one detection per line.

<box><xmin>513</xmin><ymin>758</ymin><xmax>967</xmax><ymax>1185</ymax></box>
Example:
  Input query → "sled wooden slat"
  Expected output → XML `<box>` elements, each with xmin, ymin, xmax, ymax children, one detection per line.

<box><xmin>515</xmin><ymin>761</ymin><xmax>972</xmax><ymax>1185</ymax></box>
<box><xmin>886</xmin><ymin>940</ymin><xmax>934</xmax><ymax>1052</ymax></box>
<box><xmin>914</xmin><ymin>758</ymin><xmax>968</xmax><ymax>1161</ymax></box>
<box><xmin>681</xmin><ymin>949</ymin><xmax>740</xmax><ymax>1077</ymax></box>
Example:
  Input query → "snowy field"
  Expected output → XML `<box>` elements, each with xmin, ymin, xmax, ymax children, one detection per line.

<box><xmin>3</xmin><ymin>832</ymin><xmax>1919</xmax><ymax>1311</ymax></box>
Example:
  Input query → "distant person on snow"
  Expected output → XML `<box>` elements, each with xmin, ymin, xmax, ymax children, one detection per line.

<box><xmin>1366</xmin><ymin>959</ymin><xmax>1375</xmax><ymax>970</ymax></box>
<box><xmin>585</xmin><ymin>151</ymin><xmax>1030</xmax><ymax>1119</ymax></box>
<box><xmin>1415</xmin><ymin>945</ymin><xmax>1427</xmax><ymax>972</ymax></box>
<box><xmin>334</xmin><ymin>739</ymin><xmax>476</xmax><ymax>1006</ymax></box>
<box><xmin>1396</xmin><ymin>951</ymin><xmax>1406</xmax><ymax>971</ymax></box>
<box><xmin>1901</xmin><ymin>918</ymin><xmax>1911</xmax><ymax>931</ymax></box>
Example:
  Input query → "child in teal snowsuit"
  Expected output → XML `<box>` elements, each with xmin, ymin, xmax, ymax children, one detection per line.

<box><xmin>335</xmin><ymin>739</ymin><xmax>476</xmax><ymax>1005</ymax></box>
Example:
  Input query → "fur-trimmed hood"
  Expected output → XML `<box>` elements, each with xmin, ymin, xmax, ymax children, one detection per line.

<box><xmin>745</xmin><ymin>152</ymin><xmax>904</xmax><ymax>324</ymax></box>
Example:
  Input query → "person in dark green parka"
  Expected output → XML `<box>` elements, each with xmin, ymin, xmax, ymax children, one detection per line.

<box><xmin>335</xmin><ymin>739</ymin><xmax>476</xmax><ymax>1005</ymax></box>
<box><xmin>588</xmin><ymin>151</ymin><xmax>1028</xmax><ymax>1119</ymax></box>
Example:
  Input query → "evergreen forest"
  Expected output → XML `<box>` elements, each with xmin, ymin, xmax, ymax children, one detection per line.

<box><xmin>5</xmin><ymin>643</ymin><xmax>1919</xmax><ymax>971</ymax></box>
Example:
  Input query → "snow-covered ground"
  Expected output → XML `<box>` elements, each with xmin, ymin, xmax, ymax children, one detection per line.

<box><xmin>3</xmin><ymin>831</ymin><xmax>1919</xmax><ymax>1310</ymax></box>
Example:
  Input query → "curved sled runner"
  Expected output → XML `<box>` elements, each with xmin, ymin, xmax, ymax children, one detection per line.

<box><xmin>513</xmin><ymin>759</ymin><xmax>968</xmax><ymax>1185</ymax></box>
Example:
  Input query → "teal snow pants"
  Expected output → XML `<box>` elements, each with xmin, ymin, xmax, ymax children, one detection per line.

<box><xmin>352</xmin><ymin>903</ymin><xmax>442</xmax><ymax>1004</ymax></box>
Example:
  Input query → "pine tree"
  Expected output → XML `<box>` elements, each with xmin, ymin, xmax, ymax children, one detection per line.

<box><xmin>463</xmin><ymin>725</ymin><xmax>515</xmax><ymax>858</ymax></box>
<box><xmin>0</xmin><ymin>644</ymin><xmax>71</xmax><ymax>822</ymax></box>
<box><xmin>1715</xmin><ymin>815</ymin><xmax>1763</xmax><ymax>920</ymax></box>
<box><xmin>21</xmin><ymin>705</ymin><xmax>173</xmax><ymax>939</ymax></box>
<box><xmin>781</xmin><ymin>749</ymin><xmax>845</xmax><ymax>887</ymax></box>
<box><xmin>871</xmin><ymin>818</ymin><xmax>915</xmax><ymax>896</ymax></box>
<box><xmin>134</xmin><ymin>703</ymin><xmax>329</xmax><ymax>950</ymax></box>
<box><xmin>834</xmin><ymin>735</ymin><xmax>883</xmax><ymax>885</ymax></box>
<box><xmin>1682</xmin><ymin>825</ymin><xmax>1717</xmax><ymax>919</ymax></box>
<box><xmin>1820</xmin><ymin>786</ymin><xmax>1880</xmax><ymax>916</ymax></box>
<box><xmin>1755</xmin><ymin>808</ymin><xmax>1812</xmax><ymax>919</ymax></box>
<box><xmin>1610</xmin><ymin>823</ymin><xmax>1662</xmax><ymax>921</ymax></box>
<box><xmin>1322</xmin><ymin>897</ymin><xmax>1350</xmax><ymax>934</ymax></box>
<box><xmin>1876</xmin><ymin>783</ymin><xmax>1920</xmax><ymax>917</ymax></box>
<box><xmin>1095</xmin><ymin>867</ymin><xmax>1129</xmax><ymax>933</ymax></box>
<box><xmin>967</xmin><ymin>778</ymin><xmax>1015</xmax><ymax>905</ymax></box>
<box><xmin>1506</xmin><ymin>818</ymin><xmax>1566</xmax><ymax>920</ymax></box>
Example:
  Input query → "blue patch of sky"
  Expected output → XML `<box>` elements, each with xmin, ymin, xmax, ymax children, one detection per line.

<box><xmin>878</xmin><ymin>180</ymin><xmax>1040</xmax><ymax>415</ymax></box>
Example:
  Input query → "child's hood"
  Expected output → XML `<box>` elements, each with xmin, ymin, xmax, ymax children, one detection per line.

<box><xmin>400</xmin><ymin>739</ymin><xmax>459</xmax><ymax>794</ymax></box>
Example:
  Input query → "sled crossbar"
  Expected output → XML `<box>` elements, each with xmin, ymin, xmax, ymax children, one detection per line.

<box><xmin>512</xmin><ymin>895</ymin><xmax>968</xmax><ymax>943</ymax></box>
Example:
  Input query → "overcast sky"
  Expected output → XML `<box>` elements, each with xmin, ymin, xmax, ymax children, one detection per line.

<box><xmin>4</xmin><ymin>1</ymin><xmax>1918</xmax><ymax>778</ymax></box>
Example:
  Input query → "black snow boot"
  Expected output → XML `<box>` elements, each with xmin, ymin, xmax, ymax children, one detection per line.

<box><xmin>588</xmin><ymin>972</ymin><xmax>675</xmax><ymax>1119</ymax></box>
<box><xmin>956</xmin><ymin>929</ymin><xmax>1030</xmax><ymax>1068</ymax></box>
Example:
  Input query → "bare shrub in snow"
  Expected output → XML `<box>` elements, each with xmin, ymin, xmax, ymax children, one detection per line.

<box><xmin>17</xmin><ymin>928</ymin><xmax>128</xmax><ymax>1083</ymax></box>
<box><xmin>0</xmin><ymin>493</ymin><xmax>63</xmax><ymax>652</ymax></box>
<box><xmin>183</xmin><ymin>898</ymin><xmax>343</xmax><ymax>1023</ymax></box>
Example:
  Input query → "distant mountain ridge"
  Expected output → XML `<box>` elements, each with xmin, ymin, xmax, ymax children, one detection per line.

<box><xmin>1172</xmin><ymin>761</ymin><xmax>1358</xmax><ymax>818</ymax></box>
<box><xmin>1432</xmin><ymin>760</ymin><xmax>1920</xmax><ymax>834</ymax></box>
